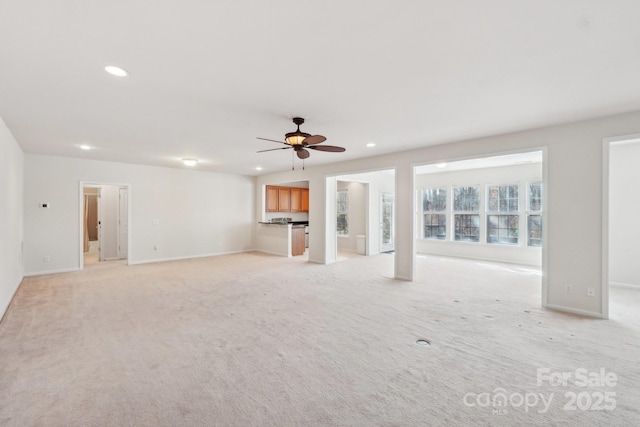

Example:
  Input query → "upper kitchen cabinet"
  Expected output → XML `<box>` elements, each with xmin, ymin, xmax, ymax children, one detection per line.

<box><xmin>278</xmin><ymin>187</ymin><xmax>291</xmax><ymax>211</ymax></box>
<box><xmin>265</xmin><ymin>185</ymin><xmax>309</xmax><ymax>212</ymax></box>
<box><xmin>301</xmin><ymin>189</ymin><xmax>309</xmax><ymax>212</ymax></box>
<box><xmin>266</xmin><ymin>186</ymin><xmax>279</xmax><ymax>212</ymax></box>
<box><xmin>290</xmin><ymin>188</ymin><xmax>302</xmax><ymax>212</ymax></box>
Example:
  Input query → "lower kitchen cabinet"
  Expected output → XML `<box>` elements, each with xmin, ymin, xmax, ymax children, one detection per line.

<box><xmin>292</xmin><ymin>226</ymin><xmax>306</xmax><ymax>256</ymax></box>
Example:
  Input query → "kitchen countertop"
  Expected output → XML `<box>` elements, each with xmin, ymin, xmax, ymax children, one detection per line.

<box><xmin>258</xmin><ymin>221</ymin><xmax>308</xmax><ymax>225</ymax></box>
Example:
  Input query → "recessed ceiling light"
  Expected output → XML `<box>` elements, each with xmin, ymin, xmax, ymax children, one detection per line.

<box><xmin>105</xmin><ymin>66</ymin><xmax>128</xmax><ymax>77</ymax></box>
<box><xmin>436</xmin><ymin>162</ymin><xmax>448</xmax><ymax>168</ymax></box>
<box><xmin>255</xmin><ymin>166</ymin><xmax>263</xmax><ymax>171</ymax></box>
<box><xmin>78</xmin><ymin>144</ymin><xmax>92</xmax><ymax>150</ymax></box>
<box><xmin>366</xmin><ymin>143</ymin><xmax>376</xmax><ymax>147</ymax></box>
<box><xmin>182</xmin><ymin>158</ymin><xmax>198</xmax><ymax>166</ymax></box>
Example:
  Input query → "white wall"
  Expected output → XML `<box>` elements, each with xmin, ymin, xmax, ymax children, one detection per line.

<box><xmin>23</xmin><ymin>154</ymin><xmax>255</xmax><ymax>274</ymax></box>
<box><xmin>337</xmin><ymin>181</ymin><xmax>366</xmax><ymax>252</ymax></box>
<box><xmin>256</xmin><ymin>110</ymin><xmax>640</xmax><ymax>318</ymax></box>
<box><xmin>609</xmin><ymin>141</ymin><xmax>640</xmax><ymax>287</ymax></box>
<box><xmin>0</xmin><ymin>117</ymin><xmax>23</xmax><ymax>319</ymax></box>
<box><xmin>415</xmin><ymin>162</ymin><xmax>542</xmax><ymax>266</ymax></box>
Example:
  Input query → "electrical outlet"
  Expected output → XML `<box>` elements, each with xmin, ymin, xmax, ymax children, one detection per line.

<box><xmin>43</xmin><ymin>256</ymin><xmax>50</xmax><ymax>263</ymax></box>
<box><xmin>565</xmin><ymin>285</ymin><xmax>573</xmax><ymax>293</ymax></box>
<box><xmin>587</xmin><ymin>287</ymin><xmax>595</xmax><ymax>297</ymax></box>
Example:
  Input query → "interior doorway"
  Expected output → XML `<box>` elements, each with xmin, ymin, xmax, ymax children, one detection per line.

<box><xmin>412</xmin><ymin>150</ymin><xmax>545</xmax><ymax>307</ymax></box>
<box><xmin>604</xmin><ymin>135</ymin><xmax>640</xmax><ymax>320</ymax></box>
<box><xmin>327</xmin><ymin>169</ymin><xmax>396</xmax><ymax>273</ymax></box>
<box><xmin>80</xmin><ymin>182</ymin><xmax>130</xmax><ymax>269</ymax></box>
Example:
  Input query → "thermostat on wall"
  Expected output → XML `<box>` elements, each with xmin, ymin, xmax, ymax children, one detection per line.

<box><xmin>41</xmin><ymin>203</ymin><xmax>50</xmax><ymax>208</ymax></box>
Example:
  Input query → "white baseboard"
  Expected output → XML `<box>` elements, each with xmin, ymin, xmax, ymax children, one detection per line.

<box><xmin>24</xmin><ymin>267</ymin><xmax>80</xmax><ymax>277</ymax></box>
<box><xmin>610</xmin><ymin>281</ymin><xmax>640</xmax><ymax>289</ymax></box>
<box><xmin>253</xmin><ymin>249</ymin><xmax>290</xmax><ymax>257</ymax></box>
<box><xmin>0</xmin><ymin>274</ymin><xmax>23</xmax><ymax>323</ymax></box>
<box><xmin>128</xmin><ymin>250</ymin><xmax>253</xmax><ymax>265</ymax></box>
<box><xmin>544</xmin><ymin>304</ymin><xmax>603</xmax><ymax>319</ymax></box>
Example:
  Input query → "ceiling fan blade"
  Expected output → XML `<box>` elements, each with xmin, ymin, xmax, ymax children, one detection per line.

<box><xmin>307</xmin><ymin>145</ymin><xmax>345</xmax><ymax>152</ymax></box>
<box><xmin>257</xmin><ymin>137</ymin><xmax>288</xmax><ymax>145</ymax></box>
<box><xmin>303</xmin><ymin>135</ymin><xmax>326</xmax><ymax>145</ymax></box>
<box><xmin>297</xmin><ymin>148</ymin><xmax>310</xmax><ymax>159</ymax></box>
<box><xmin>257</xmin><ymin>147</ymin><xmax>292</xmax><ymax>153</ymax></box>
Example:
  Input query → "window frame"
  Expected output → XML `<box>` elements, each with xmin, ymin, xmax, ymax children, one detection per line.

<box><xmin>526</xmin><ymin>182</ymin><xmax>543</xmax><ymax>247</ymax></box>
<box><xmin>452</xmin><ymin>185</ymin><xmax>481</xmax><ymax>242</ymax></box>
<box><xmin>422</xmin><ymin>187</ymin><xmax>447</xmax><ymax>240</ymax></box>
<box><xmin>486</xmin><ymin>183</ymin><xmax>520</xmax><ymax>245</ymax></box>
<box><xmin>336</xmin><ymin>189</ymin><xmax>349</xmax><ymax>236</ymax></box>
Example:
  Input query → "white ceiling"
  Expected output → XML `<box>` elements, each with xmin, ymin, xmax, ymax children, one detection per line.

<box><xmin>1</xmin><ymin>1</ymin><xmax>640</xmax><ymax>176</ymax></box>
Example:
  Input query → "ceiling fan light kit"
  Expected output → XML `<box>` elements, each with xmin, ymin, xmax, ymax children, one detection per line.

<box><xmin>284</xmin><ymin>117</ymin><xmax>311</xmax><ymax>146</ymax></box>
<box><xmin>257</xmin><ymin>117</ymin><xmax>346</xmax><ymax>164</ymax></box>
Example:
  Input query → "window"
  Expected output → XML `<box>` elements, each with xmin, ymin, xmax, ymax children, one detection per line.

<box><xmin>487</xmin><ymin>215</ymin><xmax>519</xmax><ymax>244</ymax></box>
<box><xmin>423</xmin><ymin>188</ymin><xmax>447</xmax><ymax>239</ymax></box>
<box><xmin>486</xmin><ymin>184</ymin><xmax>519</xmax><ymax>245</ymax></box>
<box><xmin>453</xmin><ymin>186</ymin><xmax>480</xmax><ymax>242</ymax></box>
<box><xmin>487</xmin><ymin>184</ymin><xmax>519</xmax><ymax>212</ymax></box>
<box><xmin>336</xmin><ymin>190</ymin><xmax>348</xmax><ymax>236</ymax></box>
<box><xmin>527</xmin><ymin>182</ymin><xmax>543</xmax><ymax>247</ymax></box>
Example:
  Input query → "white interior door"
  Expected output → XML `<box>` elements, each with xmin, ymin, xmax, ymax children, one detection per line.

<box><xmin>118</xmin><ymin>187</ymin><xmax>129</xmax><ymax>259</ymax></box>
<box><xmin>380</xmin><ymin>192</ymin><xmax>395</xmax><ymax>252</ymax></box>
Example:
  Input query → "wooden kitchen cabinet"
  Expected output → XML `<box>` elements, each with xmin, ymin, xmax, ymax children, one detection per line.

<box><xmin>278</xmin><ymin>187</ymin><xmax>291</xmax><ymax>211</ymax></box>
<box><xmin>301</xmin><ymin>189</ymin><xmax>309</xmax><ymax>212</ymax></box>
<box><xmin>290</xmin><ymin>188</ymin><xmax>302</xmax><ymax>212</ymax></box>
<box><xmin>265</xmin><ymin>186</ymin><xmax>279</xmax><ymax>212</ymax></box>
<box><xmin>265</xmin><ymin>185</ymin><xmax>309</xmax><ymax>212</ymax></box>
<box><xmin>291</xmin><ymin>226</ymin><xmax>306</xmax><ymax>256</ymax></box>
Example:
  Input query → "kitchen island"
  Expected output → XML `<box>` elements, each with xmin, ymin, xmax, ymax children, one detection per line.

<box><xmin>256</xmin><ymin>221</ymin><xmax>308</xmax><ymax>257</ymax></box>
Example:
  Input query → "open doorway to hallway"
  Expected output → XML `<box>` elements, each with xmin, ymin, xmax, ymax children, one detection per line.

<box><xmin>329</xmin><ymin>169</ymin><xmax>396</xmax><ymax>269</ymax></box>
<box><xmin>80</xmin><ymin>183</ymin><xmax>130</xmax><ymax>269</ymax></box>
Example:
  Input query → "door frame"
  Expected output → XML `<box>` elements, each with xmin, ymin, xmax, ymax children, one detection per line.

<box><xmin>602</xmin><ymin>133</ymin><xmax>640</xmax><ymax>320</ymax></box>
<box><xmin>79</xmin><ymin>181</ymin><xmax>131</xmax><ymax>270</ymax></box>
<box><xmin>117</xmin><ymin>187</ymin><xmax>129</xmax><ymax>260</ymax></box>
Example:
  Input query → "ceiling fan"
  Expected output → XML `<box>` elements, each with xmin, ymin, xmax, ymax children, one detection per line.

<box><xmin>257</xmin><ymin>117</ymin><xmax>345</xmax><ymax>160</ymax></box>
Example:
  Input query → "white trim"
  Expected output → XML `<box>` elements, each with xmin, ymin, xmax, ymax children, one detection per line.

<box><xmin>545</xmin><ymin>304</ymin><xmax>604</xmax><ymax>319</ymax></box>
<box><xmin>415</xmin><ymin>250</ymin><xmax>541</xmax><ymax>268</ymax></box>
<box><xmin>601</xmin><ymin>138</ymin><xmax>610</xmax><ymax>320</ymax></box>
<box><xmin>127</xmin><ymin>250</ymin><xmax>252</xmax><ymax>265</ymax></box>
<box><xmin>253</xmin><ymin>249</ymin><xmax>291</xmax><ymax>258</ymax></box>
<box><xmin>24</xmin><ymin>267</ymin><xmax>81</xmax><ymax>277</ymax></box>
<box><xmin>610</xmin><ymin>282</ymin><xmax>640</xmax><ymax>289</ymax></box>
<box><xmin>540</xmin><ymin>147</ymin><xmax>549</xmax><ymax>310</ymax></box>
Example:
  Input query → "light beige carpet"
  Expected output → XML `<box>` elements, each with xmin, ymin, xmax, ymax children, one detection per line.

<box><xmin>1</xmin><ymin>252</ymin><xmax>638</xmax><ymax>426</ymax></box>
